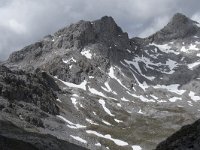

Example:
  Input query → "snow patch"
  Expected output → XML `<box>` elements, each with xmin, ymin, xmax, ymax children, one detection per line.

<box><xmin>99</xmin><ymin>99</ymin><xmax>115</xmax><ymax>116</ymax></box>
<box><xmin>86</xmin><ymin>130</ymin><xmax>129</xmax><ymax>146</ymax></box>
<box><xmin>56</xmin><ymin>98</ymin><xmax>62</xmax><ymax>102</ymax></box>
<box><xmin>57</xmin><ymin>115</ymin><xmax>86</xmax><ymax>129</ymax></box>
<box><xmin>124</xmin><ymin>58</ymin><xmax>156</xmax><ymax>80</ymax></box>
<box><xmin>71</xmin><ymin>97</ymin><xmax>78</xmax><ymax>110</ymax></box>
<box><xmin>125</xmin><ymin>56</ymin><xmax>177</xmax><ymax>77</ymax></box>
<box><xmin>138</xmin><ymin>109</ymin><xmax>145</xmax><ymax>114</ymax></box>
<box><xmin>189</xmin><ymin>44</ymin><xmax>199</xmax><ymax>51</ymax></box>
<box><xmin>181</xmin><ymin>44</ymin><xmax>199</xmax><ymax>53</ymax></box>
<box><xmin>70</xmin><ymin>135</ymin><xmax>87</xmax><ymax>144</ymax></box>
<box><xmin>88</xmin><ymin>87</ymin><xmax>107</xmax><ymax>98</ymax></box>
<box><xmin>95</xmin><ymin>143</ymin><xmax>101</xmax><ymax>146</ymax></box>
<box><xmin>169</xmin><ymin>97</ymin><xmax>182</xmax><ymax>102</ymax></box>
<box><xmin>188</xmin><ymin>61</ymin><xmax>200</xmax><ymax>69</ymax></box>
<box><xmin>154</xmin><ymin>84</ymin><xmax>185</xmax><ymax>95</ymax></box>
<box><xmin>150</xmin><ymin>95</ymin><xmax>158</xmax><ymax>100</ymax></box>
<box><xmin>132</xmin><ymin>145</ymin><xmax>142</xmax><ymax>150</ymax></box>
<box><xmin>55</xmin><ymin>77</ymin><xmax>87</xmax><ymax>90</ymax></box>
<box><xmin>127</xmin><ymin>91</ymin><xmax>155</xmax><ymax>102</ymax></box>
<box><xmin>189</xmin><ymin>91</ymin><xmax>200</xmax><ymax>102</ymax></box>
<box><xmin>157</xmin><ymin>100</ymin><xmax>167</xmax><ymax>103</ymax></box>
<box><xmin>93</xmin><ymin>111</ymin><xmax>97</xmax><ymax>116</ymax></box>
<box><xmin>108</xmin><ymin>66</ymin><xmax>130</xmax><ymax>90</ymax></box>
<box><xmin>62</xmin><ymin>57</ymin><xmax>76</xmax><ymax>64</ymax></box>
<box><xmin>188</xmin><ymin>101</ymin><xmax>193</xmax><ymax>106</ymax></box>
<box><xmin>180</xmin><ymin>46</ymin><xmax>187</xmax><ymax>52</ymax></box>
<box><xmin>127</xmin><ymin>49</ymin><xmax>132</xmax><ymax>53</ymax></box>
<box><xmin>86</xmin><ymin>118</ymin><xmax>99</xmax><ymax>125</ymax></box>
<box><xmin>101</xmin><ymin>81</ymin><xmax>117</xmax><ymax>95</ymax></box>
<box><xmin>102</xmin><ymin>120</ymin><xmax>112</xmax><ymax>126</ymax></box>
<box><xmin>121</xmin><ymin>97</ymin><xmax>130</xmax><ymax>102</ymax></box>
<box><xmin>89</xmin><ymin>76</ymin><xmax>94</xmax><ymax>79</ymax></box>
<box><xmin>72</xmin><ymin>94</ymin><xmax>79</xmax><ymax>97</ymax></box>
<box><xmin>114</xmin><ymin>119</ymin><xmax>123</xmax><ymax>123</ymax></box>
<box><xmin>117</xmin><ymin>103</ymin><xmax>122</xmax><ymax>107</ymax></box>
<box><xmin>150</xmin><ymin>43</ymin><xmax>179</xmax><ymax>55</ymax></box>
<box><xmin>81</xmin><ymin>48</ymin><xmax>92</xmax><ymax>59</ymax></box>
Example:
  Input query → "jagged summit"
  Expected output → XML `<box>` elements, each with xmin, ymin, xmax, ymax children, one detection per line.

<box><xmin>55</xmin><ymin>16</ymin><xmax>122</xmax><ymax>36</ymax></box>
<box><xmin>92</xmin><ymin>16</ymin><xmax>124</xmax><ymax>35</ymax></box>
<box><xmin>53</xmin><ymin>15</ymin><xmax>127</xmax><ymax>48</ymax></box>
<box><xmin>7</xmin><ymin>15</ymin><xmax>131</xmax><ymax>69</ymax></box>
<box><xmin>166</xmin><ymin>13</ymin><xmax>198</xmax><ymax>31</ymax></box>
<box><xmin>147</xmin><ymin>13</ymin><xmax>199</xmax><ymax>43</ymax></box>
<box><xmin>171</xmin><ymin>13</ymin><xmax>192</xmax><ymax>23</ymax></box>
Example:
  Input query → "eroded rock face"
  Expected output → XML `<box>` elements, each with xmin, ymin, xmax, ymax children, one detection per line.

<box><xmin>155</xmin><ymin>119</ymin><xmax>200</xmax><ymax>150</ymax></box>
<box><xmin>0</xmin><ymin>65</ymin><xmax>59</xmax><ymax>115</ymax></box>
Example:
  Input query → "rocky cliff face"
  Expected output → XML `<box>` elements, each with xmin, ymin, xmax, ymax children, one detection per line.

<box><xmin>1</xmin><ymin>13</ymin><xmax>200</xmax><ymax>150</ymax></box>
<box><xmin>0</xmin><ymin>65</ymin><xmax>59</xmax><ymax>115</ymax></box>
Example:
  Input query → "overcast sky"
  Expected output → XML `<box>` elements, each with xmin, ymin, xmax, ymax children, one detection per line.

<box><xmin>0</xmin><ymin>0</ymin><xmax>200</xmax><ymax>60</ymax></box>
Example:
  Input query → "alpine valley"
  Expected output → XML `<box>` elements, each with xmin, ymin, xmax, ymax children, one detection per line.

<box><xmin>1</xmin><ymin>13</ymin><xmax>200</xmax><ymax>150</ymax></box>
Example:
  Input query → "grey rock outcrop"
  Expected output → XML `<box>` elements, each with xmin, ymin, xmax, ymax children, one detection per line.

<box><xmin>0</xmin><ymin>65</ymin><xmax>59</xmax><ymax>115</ymax></box>
<box><xmin>155</xmin><ymin>119</ymin><xmax>200</xmax><ymax>150</ymax></box>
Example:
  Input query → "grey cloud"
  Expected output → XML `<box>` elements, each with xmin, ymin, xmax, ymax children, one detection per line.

<box><xmin>0</xmin><ymin>0</ymin><xmax>200</xmax><ymax>60</ymax></box>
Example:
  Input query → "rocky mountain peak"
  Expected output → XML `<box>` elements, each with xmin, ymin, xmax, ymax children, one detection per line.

<box><xmin>92</xmin><ymin>16</ymin><xmax>124</xmax><ymax>35</ymax></box>
<box><xmin>167</xmin><ymin>13</ymin><xmax>198</xmax><ymax>30</ymax></box>
<box><xmin>147</xmin><ymin>13</ymin><xmax>199</xmax><ymax>43</ymax></box>
<box><xmin>53</xmin><ymin>16</ymin><xmax>128</xmax><ymax>48</ymax></box>
<box><xmin>170</xmin><ymin>13</ymin><xmax>191</xmax><ymax>24</ymax></box>
<box><xmin>7</xmin><ymin>16</ymin><xmax>130</xmax><ymax>67</ymax></box>
<box><xmin>54</xmin><ymin>16</ymin><xmax>123</xmax><ymax>37</ymax></box>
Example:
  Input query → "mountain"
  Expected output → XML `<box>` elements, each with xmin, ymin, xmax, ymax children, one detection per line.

<box><xmin>1</xmin><ymin>13</ymin><xmax>200</xmax><ymax>150</ymax></box>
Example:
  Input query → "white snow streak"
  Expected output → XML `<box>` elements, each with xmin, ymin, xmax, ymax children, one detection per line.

<box><xmin>188</xmin><ymin>61</ymin><xmax>200</xmax><ymax>69</ymax></box>
<box><xmin>108</xmin><ymin>66</ymin><xmax>130</xmax><ymax>90</ymax></box>
<box><xmin>169</xmin><ymin>97</ymin><xmax>182</xmax><ymax>102</ymax></box>
<box><xmin>114</xmin><ymin>119</ymin><xmax>123</xmax><ymax>123</ymax></box>
<box><xmin>55</xmin><ymin>77</ymin><xmax>87</xmax><ymax>90</ymax></box>
<box><xmin>70</xmin><ymin>135</ymin><xmax>87</xmax><ymax>144</ymax></box>
<box><xmin>57</xmin><ymin>115</ymin><xmax>86</xmax><ymax>129</ymax></box>
<box><xmin>189</xmin><ymin>91</ymin><xmax>200</xmax><ymax>102</ymax></box>
<box><xmin>99</xmin><ymin>99</ymin><xmax>115</xmax><ymax>116</ymax></box>
<box><xmin>56</xmin><ymin>98</ymin><xmax>62</xmax><ymax>102</ymax></box>
<box><xmin>154</xmin><ymin>84</ymin><xmax>185</xmax><ymax>95</ymax></box>
<box><xmin>86</xmin><ymin>130</ymin><xmax>128</xmax><ymax>146</ymax></box>
<box><xmin>71</xmin><ymin>97</ymin><xmax>78</xmax><ymax>110</ymax></box>
<box><xmin>102</xmin><ymin>120</ymin><xmax>112</xmax><ymax>126</ymax></box>
<box><xmin>132</xmin><ymin>145</ymin><xmax>142</xmax><ymax>150</ymax></box>
<box><xmin>88</xmin><ymin>87</ymin><xmax>107</xmax><ymax>98</ymax></box>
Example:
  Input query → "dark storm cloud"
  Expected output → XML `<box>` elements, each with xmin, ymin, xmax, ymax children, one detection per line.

<box><xmin>0</xmin><ymin>0</ymin><xmax>200</xmax><ymax>60</ymax></box>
